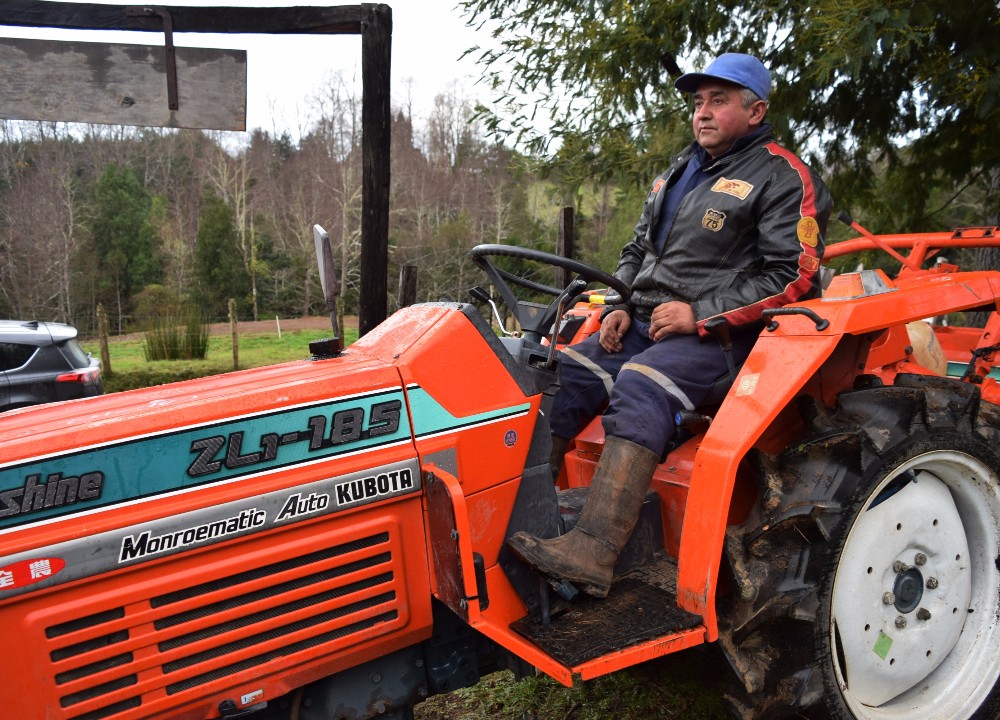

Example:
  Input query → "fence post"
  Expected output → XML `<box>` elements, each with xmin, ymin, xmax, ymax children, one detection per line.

<box><xmin>398</xmin><ymin>264</ymin><xmax>417</xmax><ymax>308</ymax></box>
<box><xmin>96</xmin><ymin>303</ymin><xmax>112</xmax><ymax>376</ymax></box>
<box><xmin>555</xmin><ymin>206</ymin><xmax>574</xmax><ymax>288</ymax></box>
<box><xmin>229</xmin><ymin>299</ymin><xmax>239</xmax><ymax>370</ymax></box>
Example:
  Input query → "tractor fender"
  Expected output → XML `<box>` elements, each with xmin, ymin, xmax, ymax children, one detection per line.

<box><xmin>677</xmin><ymin>328</ymin><xmax>842</xmax><ymax>637</ymax></box>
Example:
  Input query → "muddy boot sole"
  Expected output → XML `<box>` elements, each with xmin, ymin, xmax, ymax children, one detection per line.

<box><xmin>507</xmin><ymin>531</ymin><xmax>613</xmax><ymax>598</ymax></box>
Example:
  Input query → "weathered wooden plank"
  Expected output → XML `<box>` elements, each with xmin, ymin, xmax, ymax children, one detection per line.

<box><xmin>0</xmin><ymin>2</ymin><xmax>363</xmax><ymax>35</ymax></box>
<box><xmin>0</xmin><ymin>36</ymin><xmax>246</xmax><ymax>130</ymax></box>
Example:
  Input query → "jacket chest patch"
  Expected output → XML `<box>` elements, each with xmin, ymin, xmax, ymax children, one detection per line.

<box><xmin>711</xmin><ymin>177</ymin><xmax>754</xmax><ymax>200</ymax></box>
<box><xmin>797</xmin><ymin>216</ymin><xmax>821</xmax><ymax>247</ymax></box>
<box><xmin>702</xmin><ymin>208</ymin><xmax>727</xmax><ymax>232</ymax></box>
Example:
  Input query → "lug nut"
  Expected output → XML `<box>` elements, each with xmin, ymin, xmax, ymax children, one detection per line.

<box><xmin>893</xmin><ymin>560</ymin><xmax>908</xmax><ymax>573</ymax></box>
<box><xmin>895</xmin><ymin>615</ymin><xmax>907</xmax><ymax>629</ymax></box>
<box><xmin>927</xmin><ymin>577</ymin><xmax>939</xmax><ymax>589</ymax></box>
<box><xmin>882</xmin><ymin>592</ymin><xmax>896</xmax><ymax>605</ymax></box>
<box><xmin>917</xmin><ymin>608</ymin><xmax>932</xmax><ymax>621</ymax></box>
<box><xmin>914</xmin><ymin>552</ymin><xmax>927</xmax><ymax>566</ymax></box>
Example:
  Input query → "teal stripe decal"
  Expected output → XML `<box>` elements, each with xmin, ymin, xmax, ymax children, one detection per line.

<box><xmin>406</xmin><ymin>385</ymin><xmax>530</xmax><ymax>438</ymax></box>
<box><xmin>0</xmin><ymin>389</ymin><xmax>410</xmax><ymax>531</ymax></box>
<box><xmin>947</xmin><ymin>360</ymin><xmax>1000</xmax><ymax>379</ymax></box>
<box><xmin>0</xmin><ymin>458</ymin><xmax>421</xmax><ymax>600</ymax></box>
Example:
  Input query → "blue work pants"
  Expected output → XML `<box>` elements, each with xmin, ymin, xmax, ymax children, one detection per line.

<box><xmin>549</xmin><ymin>320</ymin><xmax>757</xmax><ymax>458</ymax></box>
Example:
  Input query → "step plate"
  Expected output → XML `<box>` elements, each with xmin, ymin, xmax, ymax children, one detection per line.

<box><xmin>510</xmin><ymin>556</ymin><xmax>702</xmax><ymax>667</ymax></box>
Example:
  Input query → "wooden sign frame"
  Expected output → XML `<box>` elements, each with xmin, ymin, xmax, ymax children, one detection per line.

<box><xmin>0</xmin><ymin>2</ymin><xmax>392</xmax><ymax>335</ymax></box>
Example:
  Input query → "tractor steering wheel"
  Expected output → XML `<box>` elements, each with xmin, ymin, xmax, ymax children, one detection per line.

<box><xmin>469</xmin><ymin>244</ymin><xmax>631</xmax><ymax>342</ymax></box>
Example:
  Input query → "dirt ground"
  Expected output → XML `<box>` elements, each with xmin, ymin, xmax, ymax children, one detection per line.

<box><xmin>107</xmin><ymin>315</ymin><xmax>356</xmax><ymax>343</ymax></box>
<box><xmin>193</xmin><ymin>315</ymin><xmax>357</xmax><ymax>337</ymax></box>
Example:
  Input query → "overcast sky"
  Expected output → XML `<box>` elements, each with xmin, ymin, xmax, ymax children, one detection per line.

<box><xmin>2</xmin><ymin>1</ymin><xmax>492</xmax><ymax>137</ymax></box>
<box><xmin>233</xmin><ymin>0</ymin><xmax>493</xmax><ymax>134</ymax></box>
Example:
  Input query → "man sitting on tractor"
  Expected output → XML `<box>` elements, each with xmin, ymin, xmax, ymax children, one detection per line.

<box><xmin>508</xmin><ymin>53</ymin><xmax>834</xmax><ymax>598</ymax></box>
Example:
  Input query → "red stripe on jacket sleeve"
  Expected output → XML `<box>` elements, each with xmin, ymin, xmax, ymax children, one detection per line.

<box><xmin>699</xmin><ymin>143</ymin><xmax>823</xmax><ymax>333</ymax></box>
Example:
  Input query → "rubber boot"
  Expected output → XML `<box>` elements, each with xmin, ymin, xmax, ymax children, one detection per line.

<box><xmin>549</xmin><ymin>434</ymin><xmax>569</xmax><ymax>480</ymax></box>
<box><xmin>507</xmin><ymin>436</ymin><xmax>659</xmax><ymax>598</ymax></box>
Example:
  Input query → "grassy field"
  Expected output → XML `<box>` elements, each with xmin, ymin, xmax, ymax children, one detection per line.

<box><xmin>415</xmin><ymin>650</ymin><xmax>732</xmax><ymax>720</ymax></box>
<box><xmin>82</xmin><ymin>321</ymin><xmax>358</xmax><ymax>393</ymax></box>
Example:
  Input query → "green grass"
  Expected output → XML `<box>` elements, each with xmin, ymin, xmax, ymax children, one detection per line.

<box><xmin>83</xmin><ymin>327</ymin><xmax>359</xmax><ymax>393</ymax></box>
<box><xmin>415</xmin><ymin>649</ymin><xmax>732</xmax><ymax>720</ymax></box>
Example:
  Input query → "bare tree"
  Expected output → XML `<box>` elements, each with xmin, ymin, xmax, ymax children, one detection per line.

<box><xmin>308</xmin><ymin>72</ymin><xmax>364</xmax><ymax>317</ymax></box>
<box><xmin>0</xmin><ymin>122</ymin><xmax>88</xmax><ymax>325</ymax></box>
<box><xmin>201</xmin><ymin>135</ymin><xmax>264</xmax><ymax>320</ymax></box>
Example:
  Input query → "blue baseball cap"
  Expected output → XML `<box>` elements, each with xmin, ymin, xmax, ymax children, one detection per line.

<box><xmin>674</xmin><ymin>53</ymin><xmax>771</xmax><ymax>101</ymax></box>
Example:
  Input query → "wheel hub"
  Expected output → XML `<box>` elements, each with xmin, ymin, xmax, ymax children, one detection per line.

<box><xmin>892</xmin><ymin>566</ymin><xmax>924</xmax><ymax>613</ymax></box>
<box><xmin>827</xmin><ymin>446</ymin><xmax>1000</xmax><ymax>720</ymax></box>
<box><xmin>832</xmin><ymin>470</ymin><xmax>972</xmax><ymax>707</ymax></box>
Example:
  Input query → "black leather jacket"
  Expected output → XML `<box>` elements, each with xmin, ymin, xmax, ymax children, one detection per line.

<box><xmin>611</xmin><ymin>125</ymin><xmax>833</xmax><ymax>337</ymax></box>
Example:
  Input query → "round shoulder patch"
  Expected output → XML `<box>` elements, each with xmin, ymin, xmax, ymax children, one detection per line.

<box><xmin>797</xmin><ymin>216</ymin><xmax>820</xmax><ymax>247</ymax></box>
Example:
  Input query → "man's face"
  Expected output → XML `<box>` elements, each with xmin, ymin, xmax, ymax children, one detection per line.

<box><xmin>691</xmin><ymin>80</ymin><xmax>766</xmax><ymax>158</ymax></box>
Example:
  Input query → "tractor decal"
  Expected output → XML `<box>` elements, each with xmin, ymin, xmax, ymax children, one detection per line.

<box><xmin>0</xmin><ymin>387</ymin><xmax>411</xmax><ymax>532</ymax></box>
<box><xmin>0</xmin><ymin>456</ymin><xmax>421</xmax><ymax>600</ymax></box>
<box><xmin>0</xmin><ymin>470</ymin><xmax>105</xmax><ymax>523</ymax></box>
<box><xmin>0</xmin><ymin>556</ymin><xmax>66</xmax><ymax>592</ymax></box>
<box><xmin>405</xmin><ymin>384</ymin><xmax>531</xmax><ymax>439</ymax></box>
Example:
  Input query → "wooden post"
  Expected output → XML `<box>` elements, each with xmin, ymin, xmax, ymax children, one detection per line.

<box><xmin>96</xmin><ymin>303</ymin><xmax>112</xmax><ymax>376</ymax></box>
<box><xmin>359</xmin><ymin>3</ymin><xmax>391</xmax><ymax>337</ymax></box>
<box><xmin>228</xmin><ymin>298</ymin><xmax>239</xmax><ymax>370</ymax></box>
<box><xmin>555</xmin><ymin>206</ymin><xmax>575</xmax><ymax>288</ymax></box>
<box><xmin>397</xmin><ymin>264</ymin><xmax>417</xmax><ymax>308</ymax></box>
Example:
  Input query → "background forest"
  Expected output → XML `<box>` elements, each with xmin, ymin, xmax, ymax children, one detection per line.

<box><xmin>0</xmin><ymin>83</ymin><xmax>604</xmax><ymax>334</ymax></box>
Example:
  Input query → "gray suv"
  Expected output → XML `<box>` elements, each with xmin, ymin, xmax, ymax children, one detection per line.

<box><xmin>0</xmin><ymin>320</ymin><xmax>104</xmax><ymax>411</ymax></box>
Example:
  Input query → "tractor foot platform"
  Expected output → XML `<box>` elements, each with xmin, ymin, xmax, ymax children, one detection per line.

<box><xmin>510</xmin><ymin>554</ymin><xmax>701</xmax><ymax>667</ymax></box>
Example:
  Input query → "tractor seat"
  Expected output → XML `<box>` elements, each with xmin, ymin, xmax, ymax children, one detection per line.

<box><xmin>699</xmin><ymin>368</ymin><xmax>737</xmax><ymax>407</ymax></box>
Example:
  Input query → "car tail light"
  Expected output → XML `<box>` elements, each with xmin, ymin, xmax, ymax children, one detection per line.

<box><xmin>56</xmin><ymin>368</ymin><xmax>101</xmax><ymax>383</ymax></box>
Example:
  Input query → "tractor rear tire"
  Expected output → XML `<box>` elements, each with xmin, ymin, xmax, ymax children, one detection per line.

<box><xmin>720</xmin><ymin>374</ymin><xmax>1000</xmax><ymax>720</ymax></box>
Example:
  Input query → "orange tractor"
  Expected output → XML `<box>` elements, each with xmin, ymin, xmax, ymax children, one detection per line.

<box><xmin>1</xmin><ymin>222</ymin><xmax>1000</xmax><ymax>720</ymax></box>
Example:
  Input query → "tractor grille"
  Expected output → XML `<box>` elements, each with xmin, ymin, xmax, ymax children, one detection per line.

<box><xmin>44</xmin><ymin>530</ymin><xmax>401</xmax><ymax>720</ymax></box>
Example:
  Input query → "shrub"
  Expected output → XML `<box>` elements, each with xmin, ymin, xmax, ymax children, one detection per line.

<box><xmin>143</xmin><ymin>313</ymin><xmax>210</xmax><ymax>361</ymax></box>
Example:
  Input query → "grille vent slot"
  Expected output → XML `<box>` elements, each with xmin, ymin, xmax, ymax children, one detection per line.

<box><xmin>45</xmin><ymin>529</ymin><xmax>401</xmax><ymax>719</ymax></box>
<box><xmin>165</xmin><ymin>606</ymin><xmax>399</xmax><ymax>695</ymax></box>
<box><xmin>151</xmin><ymin>533</ymin><xmax>388</xmax><ymax>609</ymax></box>
<box><xmin>47</xmin><ymin>608</ymin><xmax>125</xmax><ymax>639</ymax></box>
<box><xmin>60</xmin><ymin>675</ymin><xmax>137</xmax><ymax>708</ymax></box>
<box><xmin>159</xmin><ymin>568</ymin><xmax>392</xmax><ymax>650</ymax></box>
<box><xmin>51</xmin><ymin>631</ymin><xmax>129</xmax><ymax>663</ymax></box>
<box><xmin>64</xmin><ymin>697</ymin><xmax>142</xmax><ymax>720</ymax></box>
<box><xmin>155</xmin><ymin>553</ymin><xmax>391</xmax><ymax>633</ymax></box>
<box><xmin>56</xmin><ymin>653</ymin><xmax>134</xmax><ymax>684</ymax></box>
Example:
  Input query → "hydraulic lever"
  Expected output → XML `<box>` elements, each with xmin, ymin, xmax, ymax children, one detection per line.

<box><xmin>547</xmin><ymin>278</ymin><xmax>588</xmax><ymax>369</ymax></box>
<box><xmin>705</xmin><ymin>316</ymin><xmax>737</xmax><ymax>380</ymax></box>
<box><xmin>469</xmin><ymin>286</ymin><xmax>515</xmax><ymax>336</ymax></box>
